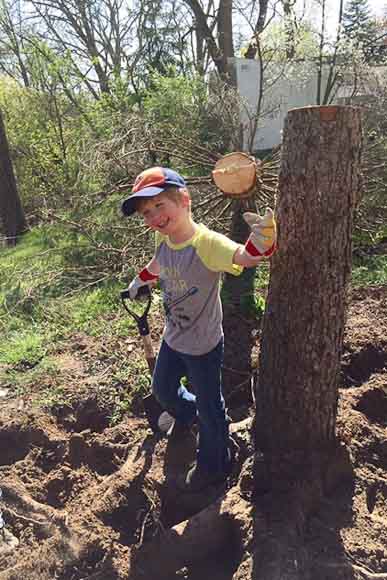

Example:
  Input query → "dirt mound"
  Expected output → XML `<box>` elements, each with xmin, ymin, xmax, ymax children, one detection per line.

<box><xmin>0</xmin><ymin>286</ymin><xmax>386</xmax><ymax>579</ymax></box>
<box><xmin>341</xmin><ymin>285</ymin><xmax>387</xmax><ymax>386</ymax></box>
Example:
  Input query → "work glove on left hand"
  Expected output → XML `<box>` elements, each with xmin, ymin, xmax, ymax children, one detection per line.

<box><xmin>127</xmin><ymin>267</ymin><xmax>158</xmax><ymax>300</ymax></box>
<box><xmin>243</xmin><ymin>208</ymin><xmax>277</xmax><ymax>257</ymax></box>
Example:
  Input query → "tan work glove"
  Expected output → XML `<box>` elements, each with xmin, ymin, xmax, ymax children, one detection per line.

<box><xmin>243</xmin><ymin>208</ymin><xmax>277</xmax><ymax>257</ymax></box>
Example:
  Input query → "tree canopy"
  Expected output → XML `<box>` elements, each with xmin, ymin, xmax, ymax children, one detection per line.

<box><xmin>342</xmin><ymin>0</ymin><xmax>382</xmax><ymax>62</ymax></box>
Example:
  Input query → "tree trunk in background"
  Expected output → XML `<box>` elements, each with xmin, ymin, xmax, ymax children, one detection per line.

<box><xmin>217</xmin><ymin>0</ymin><xmax>234</xmax><ymax>77</ymax></box>
<box><xmin>0</xmin><ymin>110</ymin><xmax>27</xmax><ymax>246</ymax></box>
<box><xmin>283</xmin><ymin>0</ymin><xmax>297</xmax><ymax>59</ymax></box>
<box><xmin>222</xmin><ymin>202</ymin><xmax>257</xmax><ymax>407</ymax></box>
<box><xmin>256</xmin><ymin>104</ymin><xmax>362</xmax><ymax>475</ymax></box>
<box><xmin>244</xmin><ymin>0</ymin><xmax>270</xmax><ymax>59</ymax></box>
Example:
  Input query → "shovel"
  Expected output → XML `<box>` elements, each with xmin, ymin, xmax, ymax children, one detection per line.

<box><xmin>120</xmin><ymin>285</ymin><xmax>173</xmax><ymax>434</ymax></box>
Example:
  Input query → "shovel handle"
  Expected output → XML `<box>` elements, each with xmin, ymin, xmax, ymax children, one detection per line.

<box><xmin>120</xmin><ymin>285</ymin><xmax>152</xmax><ymax>336</ymax></box>
<box><xmin>121</xmin><ymin>287</ymin><xmax>156</xmax><ymax>372</ymax></box>
<box><xmin>142</xmin><ymin>335</ymin><xmax>156</xmax><ymax>374</ymax></box>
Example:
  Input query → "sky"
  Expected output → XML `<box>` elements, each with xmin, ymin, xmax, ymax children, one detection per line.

<box><xmin>298</xmin><ymin>0</ymin><xmax>386</xmax><ymax>38</ymax></box>
<box><xmin>367</xmin><ymin>0</ymin><xmax>385</xmax><ymax>17</ymax></box>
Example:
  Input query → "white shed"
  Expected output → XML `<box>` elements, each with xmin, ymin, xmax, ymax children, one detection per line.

<box><xmin>229</xmin><ymin>57</ymin><xmax>382</xmax><ymax>152</ymax></box>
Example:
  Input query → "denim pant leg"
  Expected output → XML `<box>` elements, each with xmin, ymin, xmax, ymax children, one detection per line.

<box><xmin>183</xmin><ymin>339</ymin><xmax>230</xmax><ymax>475</ymax></box>
<box><xmin>152</xmin><ymin>340</ymin><xmax>197</xmax><ymax>425</ymax></box>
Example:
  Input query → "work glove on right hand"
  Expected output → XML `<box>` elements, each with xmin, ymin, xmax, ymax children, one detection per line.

<box><xmin>243</xmin><ymin>208</ymin><xmax>277</xmax><ymax>257</ymax></box>
<box><xmin>128</xmin><ymin>267</ymin><xmax>158</xmax><ymax>300</ymax></box>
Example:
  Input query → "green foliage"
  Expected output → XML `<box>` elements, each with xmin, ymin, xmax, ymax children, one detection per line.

<box><xmin>0</xmin><ymin>218</ymin><xmax>143</xmax><ymax>417</ymax></box>
<box><xmin>64</xmin><ymin>286</ymin><xmax>121</xmax><ymax>336</ymax></box>
<box><xmin>343</xmin><ymin>0</ymin><xmax>373</xmax><ymax>35</ymax></box>
<box><xmin>0</xmin><ymin>56</ymin><xmax>141</xmax><ymax>217</ymax></box>
<box><xmin>342</xmin><ymin>0</ymin><xmax>382</xmax><ymax>63</ymax></box>
<box><xmin>109</xmin><ymin>368</ymin><xmax>151</xmax><ymax>425</ymax></box>
<box><xmin>0</xmin><ymin>221</ymin><xmax>130</xmax><ymax>337</ymax></box>
<box><xmin>36</xmin><ymin>385</ymin><xmax>69</xmax><ymax>410</ymax></box>
<box><xmin>254</xmin><ymin>261</ymin><xmax>271</xmax><ymax>289</ymax></box>
<box><xmin>0</xmin><ymin>77</ymin><xmax>76</xmax><ymax>210</ymax></box>
<box><xmin>256</xmin><ymin>21</ymin><xmax>320</xmax><ymax>61</ymax></box>
<box><xmin>343</xmin><ymin>0</ymin><xmax>375</xmax><ymax>41</ymax></box>
<box><xmin>143</xmin><ymin>72</ymin><xmax>208</xmax><ymax>134</ymax></box>
<box><xmin>95</xmin><ymin>73</ymin><xmax>141</xmax><ymax>115</ymax></box>
<box><xmin>141</xmin><ymin>71</ymin><xmax>241</xmax><ymax>162</ymax></box>
<box><xmin>0</xmin><ymin>329</ymin><xmax>48</xmax><ymax>366</ymax></box>
<box><xmin>221</xmin><ymin>281</ymin><xmax>266</xmax><ymax>320</ymax></box>
<box><xmin>1</xmin><ymin>208</ymin><xmax>385</xmax><ymax>423</ymax></box>
<box><xmin>134</xmin><ymin>1</ymin><xmax>190</xmax><ymax>81</ymax></box>
<box><xmin>240</xmin><ymin>292</ymin><xmax>266</xmax><ymax>320</ymax></box>
<box><xmin>360</xmin><ymin>91</ymin><xmax>387</xmax><ymax>242</ymax></box>
<box><xmin>352</xmin><ymin>254</ymin><xmax>387</xmax><ymax>286</ymax></box>
<box><xmin>0</xmin><ymin>14</ymin><xmax>385</xmax><ymax>426</ymax></box>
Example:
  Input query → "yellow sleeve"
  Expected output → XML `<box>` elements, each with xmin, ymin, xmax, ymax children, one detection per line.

<box><xmin>155</xmin><ymin>231</ymin><xmax>166</xmax><ymax>249</ymax></box>
<box><xmin>195</xmin><ymin>228</ymin><xmax>243</xmax><ymax>276</ymax></box>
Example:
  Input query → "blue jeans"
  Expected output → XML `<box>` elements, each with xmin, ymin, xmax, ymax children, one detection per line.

<box><xmin>152</xmin><ymin>339</ymin><xmax>230</xmax><ymax>475</ymax></box>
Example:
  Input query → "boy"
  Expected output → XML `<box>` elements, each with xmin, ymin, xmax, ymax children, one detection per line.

<box><xmin>121</xmin><ymin>166</ymin><xmax>276</xmax><ymax>492</ymax></box>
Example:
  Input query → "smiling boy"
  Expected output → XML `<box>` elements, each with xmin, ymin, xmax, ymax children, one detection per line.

<box><xmin>121</xmin><ymin>166</ymin><xmax>276</xmax><ymax>492</ymax></box>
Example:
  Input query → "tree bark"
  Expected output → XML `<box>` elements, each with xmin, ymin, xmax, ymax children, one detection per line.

<box><xmin>256</xmin><ymin>105</ymin><xmax>362</xmax><ymax>467</ymax></box>
<box><xmin>244</xmin><ymin>0</ymin><xmax>270</xmax><ymax>59</ymax></box>
<box><xmin>0</xmin><ymin>110</ymin><xmax>27</xmax><ymax>246</ymax></box>
<box><xmin>183</xmin><ymin>0</ymin><xmax>238</xmax><ymax>80</ymax></box>
<box><xmin>283</xmin><ymin>0</ymin><xmax>297</xmax><ymax>59</ymax></box>
<box><xmin>217</xmin><ymin>0</ymin><xmax>234</xmax><ymax>75</ymax></box>
<box><xmin>183</xmin><ymin>0</ymin><xmax>225</xmax><ymax>75</ymax></box>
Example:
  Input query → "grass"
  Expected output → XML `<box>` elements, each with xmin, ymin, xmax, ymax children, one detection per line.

<box><xmin>0</xmin><ymin>218</ymin><xmax>162</xmax><ymax>423</ymax></box>
<box><xmin>352</xmin><ymin>254</ymin><xmax>387</xmax><ymax>287</ymax></box>
<box><xmin>0</xmin><ymin>328</ymin><xmax>48</xmax><ymax>366</ymax></box>
<box><xmin>109</xmin><ymin>370</ymin><xmax>152</xmax><ymax>425</ymax></box>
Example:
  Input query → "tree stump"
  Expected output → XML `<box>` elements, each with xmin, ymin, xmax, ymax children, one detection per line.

<box><xmin>256</xmin><ymin>105</ymin><xmax>362</xmax><ymax>457</ymax></box>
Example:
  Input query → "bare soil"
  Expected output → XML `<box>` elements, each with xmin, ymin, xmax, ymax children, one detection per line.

<box><xmin>0</xmin><ymin>286</ymin><xmax>386</xmax><ymax>579</ymax></box>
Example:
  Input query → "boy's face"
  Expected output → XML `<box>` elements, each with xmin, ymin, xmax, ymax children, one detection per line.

<box><xmin>137</xmin><ymin>191</ymin><xmax>190</xmax><ymax>236</ymax></box>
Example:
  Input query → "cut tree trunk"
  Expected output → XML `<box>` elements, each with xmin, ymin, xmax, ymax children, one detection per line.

<box><xmin>249</xmin><ymin>105</ymin><xmax>362</xmax><ymax>578</ymax></box>
<box><xmin>256</xmin><ymin>105</ymin><xmax>362</xmax><ymax>463</ymax></box>
<box><xmin>0</xmin><ymin>109</ymin><xmax>27</xmax><ymax>246</ymax></box>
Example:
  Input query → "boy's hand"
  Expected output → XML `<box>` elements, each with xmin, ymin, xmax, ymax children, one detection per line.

<box><xmin>128</xmin><ymin>267</ymin><xmax>158</xmax><ymax>299</ymax></box>
<box><xmin>243</xmin><ymin>208</ymin><xmax>277</xmax><ymax>257</ymax></box>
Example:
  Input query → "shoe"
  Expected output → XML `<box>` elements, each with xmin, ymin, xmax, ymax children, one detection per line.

<box><xmin>182</xmin><ymin>462</ymin><xmax>229</xmax><ymax>493</ymax></box>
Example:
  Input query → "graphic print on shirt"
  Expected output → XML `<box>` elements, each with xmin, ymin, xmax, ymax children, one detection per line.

<box><xmin>162</xmin><ymin>285</ymin><xmax>199</xmax><ymax>330</ymax></box>
<box><xmin>159</xmin><ymin>265</ymin><xmax>198</xmax><ymax>330</ymax></box>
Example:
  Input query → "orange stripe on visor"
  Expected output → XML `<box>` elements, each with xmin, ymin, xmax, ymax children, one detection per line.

<box><xmin>132</xmin><ymin>167</ymin><xmax>166</xmax><ymax>193</ymax></box>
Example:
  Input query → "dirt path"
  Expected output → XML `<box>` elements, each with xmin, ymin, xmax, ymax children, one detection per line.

<box><xmin>0</xmin><ymin>286</ymin><xmax>386</xmax><ymax>579</ymax></box>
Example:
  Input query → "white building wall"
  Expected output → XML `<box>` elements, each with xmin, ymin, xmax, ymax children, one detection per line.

<box><xmin>228</xmin><ymin>58</ymin><xmax>331</xmax><ymax>152</ymax></box>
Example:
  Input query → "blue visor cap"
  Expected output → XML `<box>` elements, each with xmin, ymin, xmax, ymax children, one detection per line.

<box><xmin>121</xmin><ymin>167</ymin><xmax>186</xmax><ymax>216</ymax></box>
